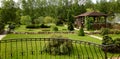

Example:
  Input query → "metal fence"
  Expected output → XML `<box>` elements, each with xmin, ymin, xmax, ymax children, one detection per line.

<box><xmin>0</xmin><ymin>38</ymin><xmax>119</xmax><ymax>59</ymax></box>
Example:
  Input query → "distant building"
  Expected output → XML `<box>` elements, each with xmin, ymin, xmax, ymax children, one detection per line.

<box><xmin>75</xmin><ymin>12</ymin><xmax>111</xmax><ymax>30</ymax></box>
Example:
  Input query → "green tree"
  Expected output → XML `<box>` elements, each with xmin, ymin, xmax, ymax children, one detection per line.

<box><xmin>0</xmin><ymin>0</ymin><xmax>17</xmax><ymax>24</ymax></box>
<box><xmin>20</xmin><ymin>15</ymin><xmax>32</xmax><ymax>25</ymax></box>
<box><xmin>34</xmin><ymin>16</ymin><xmax>44</xmax><ymax>25</ymax></box>
<box><xmin>78</xmin><ymin>27</ymin><xmax>85</xmax><ymax>36</ymax></box>
<box><xmin>44</xmin><ymin>16</ymin><xmax>55</xmax><ymax>24</ymax></box>
<box><xmin>68</xmin><ymin>22</ymin><xmax>74</xmax><ymax>31</ymax></box>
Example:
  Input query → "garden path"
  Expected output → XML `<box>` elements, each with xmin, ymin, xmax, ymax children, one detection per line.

<box><xmin>89</xmin><ymin>35</ymin><xmax>102</xmax><ymax>40</ymax></box>
<box><xmin>0</xmin><ymin>30</ymin><xmax>7</xmax><ymax>40</ymax></box>
<box><xmin>0</xmin><ymin>35</ymin><xmax>6</xmax><ymax>40</ymax></box>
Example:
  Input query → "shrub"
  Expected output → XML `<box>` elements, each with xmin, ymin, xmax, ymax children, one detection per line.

<box><xmin>40</xmin><ymin>24</ymin><xmax>50</xmax><ymax>28</ymax></box>
<box><xmin>26</xmin><ymin>24</ymin><xmax>40</xmax><ymax>29</ymax></box>
<box><xmin>8</xmin><ymin>24</ymin><xmax>15</xmax><ymax>33</ymax></box>
<box><xmin>68</xmin><ymin>23</ymin><xmax>74</xmax><ymax>31</ymax></box>
<box><xmin>102</xmin><ymin>35</ymin><xmax>113</xmax><ymax>45</ymax></box>
<box><xmin>9</xmin><ymin>24</ymin><xmax>15</xmax><ymax>30</ymax></box>
<box><xmin>100</xmin><ymin>28</ymin><xmax>110</xmax><ymax>36</ymax></box>
<box><xmin>44</xmin><ymin>16</ymin><xmax>55</xmax><ymax>24</ymax></box>
<box><xmin>20</xmin><ymin>15</ymin><xmax>32</xmax><ymax>25</ymax></box>
<box><xmin>113</xmin><ymin>38</ymin><xmax>120</xmax><ymax>52</ymax></box>
<box><xmin>42</xmin><ymin>34</ymin><xmax>72</xmax><ymax>55</ymax></box>
<box><xmin>102</xmin><ymin>35</ymin><xmax>114</xmax><ymax>53</ymax></box>
<box><xmin>78</xmin><ymin>27</ymin><xmax>85</xmax><ymax>36</ymax></box>
<box><xmin>34</xmin><ymin>16</ymin><xmax>44</xmax><ymax>24</ymax></box>
<box><xmin>51</xmin><ymin>26</ymin><xmax>58</xmax><ymax>31</ymax></box>
<box><xmin>111</xmin><ymin>29</ymin><xmax>120</xmax><ymax>34</ymax></box>
<box><xmin>26</xmin><ymin>24</ymin><xmax>51</xmax><ymax>29</ymax></box>
<box><xmin>0</xmin><ymin>23</ymin><xmax>4</xmax><ymax>33</ymax></box>
<box><xmin>102</xmin><ymin>36</ymin><xmax>120</xmax><ymax>53</ymax></box>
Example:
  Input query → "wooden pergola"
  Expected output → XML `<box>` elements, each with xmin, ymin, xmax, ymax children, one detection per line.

<box><xmin>74</xmin><ymin>12</ymin><xmax>110</xmax><ymax>30</ymax></box>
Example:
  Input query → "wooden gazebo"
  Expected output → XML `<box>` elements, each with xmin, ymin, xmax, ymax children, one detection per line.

<box><xmin>75</xmin><ymin>12</ymin><xmax>111</xmax><ymax>30</ymax></box>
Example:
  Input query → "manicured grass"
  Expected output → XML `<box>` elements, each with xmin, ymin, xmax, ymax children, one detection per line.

<box><xmin>3</xmin><ymin>34</ymin><xmax>102</xmax><ymax>44</ymax></box>
<box><xmin>95</xmin><ymin>34</ymin><xmax>120</xmax><ymax>39</ymax></box>
<box><xmin>14</xmin><ymin>25</ymin><xmax>69</xmax><ymax>32</ymax></box>
<box><xmin>14</xmin><ymin>25</ymin><xmax>45</xmax><ymax>32</ymax></box>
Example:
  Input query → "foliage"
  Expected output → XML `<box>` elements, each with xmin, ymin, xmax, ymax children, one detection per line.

<box><xmin>102</xmin><ymin>36</ymin><xmax>120</xmax><ymax>53</ymax></box>
<box><xmin>34</xmin><ymin>16</ymin><xmax>44</xmax><ymax>25</ymax></box>
<box><xmin>8</xmin><ymin>24</ymin><xmax>15</xmax><ymax>30</ymax></box>
<box><xmin>0</xmin><ymin>0</ymin><xmax>18</xmax><ymax>24</ymax></box>
<box><xmin>78</xmin><ymin>27</ymin><xmax>85</xmax><ymax>36</ymax></box>
<box><xmin>85</xmin><ymin>17</ymin><xmax>93</xmax><ymax>30</ymax></box>
<box><xmin>42</xmin><ymin>34</ymin><xmax>72</xmax><ymax>55</ymax></box>
<box><xmin>113</xmin><ymin>38</ymin><xmax>120</xmax><ymax>52</ymax></box>
<box><xmin>102</xmin><ymin>35</ymin><xmax>113</xmax><ymax>45</ymax></box>
<box><xmin>110</xmin><ymin>29</ymin><xmax>120</xmax><ymax>34</ymax></box>
<box><xmin>67</xmin><ymin>23</ymin><xmax>74</xmax><ymax>31</ymax></box>
<box><xmin>0</xmin><ymin>22</ymin><xmax>4</xmax><ymax>33</ymax></box>
<box><xmin>40</xmin><ymin>24</ymin><xmax>50</xmax><ymax>28</ymax></box>
<box><xmin>26</xmin><ymin>24</ymin><xmax>40</xmax><ymax>29</ymax></box>
<box><xmin>1</xmin><ymin>0</ymin><xmax>120</xmax><ymax>26</ymax></box>
<box><xmin>20</xmin><ymin>15</ymin><xmax>32</xmax><ymax>25</ymax></box>
<box><xmin>8</xmin><ymin>23</ymin><xmax>16</xmax><ymax>33</ymax></box>
<box><xmin>26</xmin><ymin>24</ymin><xmax>50</xmax><ymax>29</ymax></box>
<box><xmin>44</xmin><ymin>16</ymin><xmax>55</xmax><ymax>24</ymax></box>
<box><xmin>51</xmin><ymin>25</ymin><xmax>58</xmax><ymax>31</ymax></box>
<box><xmin>55</xmin><ymin>19</ymin><xmax>64</xmax><ymax>25</ymax></box>
<box><xmin>100</xmin><ymin>28</ymin><xmax>110</xmax><ymax>36</ymax></box>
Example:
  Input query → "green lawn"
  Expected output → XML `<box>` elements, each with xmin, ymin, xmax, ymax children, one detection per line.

<box><xmin>95</xmin><ymin>34</ymin><xmax>120</xmax><ymax>39</ymax></box>
<box><xmin>3</xmin><ymin>34</ymin><xmax>102</xmax><ymax>44</ymax></box>
<box><xmin>14</xmin><ymin>25</ymin><xmax>69</xmax><ymax>32</ymax></box>
<box><xmin>2</xmin><ymin>25</ymin><xmax>120</xmax><ymax>59</ymax></box>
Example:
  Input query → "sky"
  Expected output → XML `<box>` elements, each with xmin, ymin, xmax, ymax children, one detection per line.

<box><xmin>1</xmin><ymin>0</ymin><xmax>97</xmax><ymax>3</ymax></box>
<box><xmin>0</xmin><ymin>0</ymin><xmax>97</xmax><ymax>7</ymax></box>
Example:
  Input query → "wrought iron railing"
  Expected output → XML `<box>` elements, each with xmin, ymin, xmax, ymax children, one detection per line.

<box><xmin>0</xmin><ymin>38</ymin><xmax>119</xmax><ymax>59</ymax></box>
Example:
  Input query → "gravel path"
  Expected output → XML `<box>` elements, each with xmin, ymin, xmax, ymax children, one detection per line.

<box><xmin>0</xmin><ymin>35</ymin><xmax>6</xmax><ymax>40</ymax></box>
<box><xmin>0</xmin><ymin>30</ymin><xmax>7</xmax><ymax>40</ymax></box>
<box><xmin>89</xmin><ymin>35</ymin><xmax>102</xmax><ymax>40</ymax></box>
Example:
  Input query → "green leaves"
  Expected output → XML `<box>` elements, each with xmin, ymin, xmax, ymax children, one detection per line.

<box><xmin>20</xmin><ymin>15</ymin><xmax>32</xmax><ymax>25</ymax></box>
<box><xmin>0</xmin><ymin>0</ymin><xmax>18</xmax><ymax>24</ymax></box>
<box><xmin>78</xmin><ymin>27</ymin><xmax>85</xmax><ymax>36</ymax></box>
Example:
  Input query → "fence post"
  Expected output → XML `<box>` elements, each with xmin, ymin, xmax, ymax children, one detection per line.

<box><xmin>104</xmin><ymin>46</ymin><xmax>108</xmax><ymax>59</ymax></box>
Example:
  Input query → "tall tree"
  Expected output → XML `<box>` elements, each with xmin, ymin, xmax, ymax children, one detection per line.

<box><xmin>0</xmin><ymin>0</ymin><xmax>17</xmax><ymax>24</ymax></box>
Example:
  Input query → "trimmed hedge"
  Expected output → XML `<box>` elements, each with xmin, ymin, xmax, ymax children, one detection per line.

<box><xmin>26</xmin><ymin>24</ymin><xmax>50</xmax><ymax>29</ymax></box>
<box><xmin>78</xmin><ymin>27</ymin><xmax>85</xmax><ymax>36</ymax></box>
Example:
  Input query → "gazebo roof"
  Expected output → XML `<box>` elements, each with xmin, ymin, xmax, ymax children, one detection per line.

<box><xmin>75</xmin><ymin>12</ymin><xmax>108</xmax><ymax>18</ymax></box>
